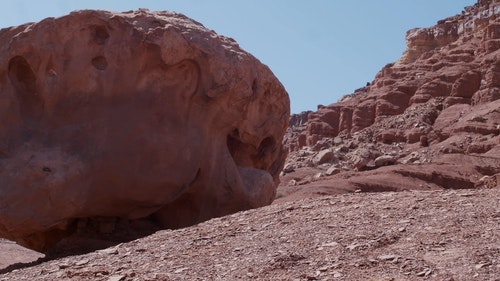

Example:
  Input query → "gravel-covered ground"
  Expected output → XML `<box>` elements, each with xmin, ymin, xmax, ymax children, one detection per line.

<box><xmin>1</xmin><ymin>187</ymin><xmax>498</xmax><ymax>280</ymax></box>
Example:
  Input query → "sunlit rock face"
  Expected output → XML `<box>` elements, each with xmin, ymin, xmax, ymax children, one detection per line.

<box><xmin>281</xmin><ymin>0</ymin><xmax>500</xmax><ymax>202</ymax></box>
<box><xmin>285</xmin><ymin>0</ymin><xmax>499</xmax><ymax>150</ymax></box>
<box><xmin>0</xmin><ymin>9</ymin><xmax>289</xmax><ymax>251</ymax></box>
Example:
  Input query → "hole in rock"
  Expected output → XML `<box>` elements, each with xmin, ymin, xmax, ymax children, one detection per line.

<box><xmin>91</xmin><ymin>56</ymin><xmax>108</xmax><ymax>70</ymax></box>
<box><xmin>252</xmin><ymin>79</ymin><xmax>258</xmax><ymax>94</ymax></box>
<box><xmin>256</xmin><ymin>136</ymin><xmax>276</xmax><ymax>158</ymax></box>
<box><xmin>8</xmin><ymin>56</ymin><xmax>36</xmax><ymax>93</ymax></box>
<box><xmin>92</xmin><ymin>25</ymin><xmax>110</xmax><ymax>45</ymax></box>
<box><xmin>226</xmin><ymin>129</ymin><xmax>276</xmax><ymax>167</ymax></box>
<box><xmin>227</xmin><ymin>128</ymin><xmax>242</xmax><ymax>161</ymax></box>
<box><xmin>8</xmin><ymin>56</ymin><xmax>44</xmax><ymax>121</ymax></box>
<box><xmin>226</xmin><ymin>128</ymin><xmax>258</xmax><ymax>167</ymax></box>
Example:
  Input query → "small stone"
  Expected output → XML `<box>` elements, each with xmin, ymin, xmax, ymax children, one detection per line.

<box><xmin>283</xmin><ymin>163</ymin><xmax>296</xmax><ymax>173</ymax></box>
<box><xmin>174</xmin><ymin>267</ymin><xmax>189</xmax><ymax>273</ymax></box>
<box><xmin>378</xmin><ymin>254</ymin><xmax>399</xmax><ymax>261</ymax></box>
<box><xmin>325</xmin><ymin>166</ymin><xmax>341</xmax><ymax>176</ymax></box>
<box><xmin>318</xmin><ymin>266</ymin><xmax>329</xmax><ymax>272</ymax></box>
<box><xmin>347</xmin><ymin>243</ymin><xmax>360</xmax><ymax>250</ymax></box>
<box><xmin>459</xmin><ymin>193</ymin><xmax>474</xmax><ymax>197</ymax></box>
<box><xmin>313</xmin><ymin>149</ymin><xmax>334</xmax><ymax>165</ymax></box>
<box><xmin>374</xmin><ymin>155</ymin><xmax>396</xmax><ymax>167</ymax></box>
<box><xmin>75</xmin><ymin>259</ymin><xmax>90</xmax><ymax>266</ymax></box>
<box><xmin>107</xmin><ymin>275</ymin><xmax>126</xmax><ymax>281</ymax></box>
<box><xmin>475</xmin><ymin>263</ymin><xmax>489</xmax><ymax>269</ymax></box>
<box><xmin>416</xmin><ymin>268</ymin><xmax>432</xmax><ymax>277</ymax></box>
<box><xmin>58</xmin><ymin>262</ymin><xmax>71</xmax><ymax>269</ymax></box>
<box><xmin>333</xmin><ymin>272</ymin><xmax>343</xmax><ymax>278</ymax></box>
<box><xmin>351</xmin><ymin>149</ymin><xmax>371</xmax><ymax>170</ymax></box>
<box><xmin>99</xmin><ymin>248</ymin><xmax>119</xmax><ymax>255</ymax></box>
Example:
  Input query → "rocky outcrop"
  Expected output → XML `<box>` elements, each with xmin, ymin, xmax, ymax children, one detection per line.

<box><xmin>0</xmin><ymin>9</ymin><xmax>289</xmax><ymax>251</ymax></box>
<box><xmin>281</xmin><ymin>0</ymin><xmax>499</xmax><ymax>199</ymax></box>
<box><xmin>285</xmin><ymin>0</ymin><xmax>499</xmax><ymax>151</ymax></box>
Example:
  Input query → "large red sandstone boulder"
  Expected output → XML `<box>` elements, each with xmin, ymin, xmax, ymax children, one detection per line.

<box><xmin>0</xmin><ymin>9</ymin><xmax>290</xmax><ymax>251</ymax></box>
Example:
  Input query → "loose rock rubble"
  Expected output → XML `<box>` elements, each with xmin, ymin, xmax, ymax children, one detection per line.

<box><xmin>1</xmin><ymin>188</ymin><xmax>498</xmax><ymax>280</ymax></box>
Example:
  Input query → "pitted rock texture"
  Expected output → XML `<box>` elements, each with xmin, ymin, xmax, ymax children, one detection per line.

<box><xmin>0</xmin><ymin>9</ymin><xmax>289</xmax><ymax>252</ymax></box>
<box><xmin>282</xmin><ymin>0</ymin><xmax>499</xmax><ymax>199</ymax></box>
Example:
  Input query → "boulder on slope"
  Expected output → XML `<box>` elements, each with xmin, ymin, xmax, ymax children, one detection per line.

<box><xmin>0</xmin><ymin>9</ymin><xmax>290</xmax><ymax>251</ymax></box>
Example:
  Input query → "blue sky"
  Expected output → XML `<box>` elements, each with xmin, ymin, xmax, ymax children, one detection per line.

<box><xmin>0</xmin><ymin>1</ymin><xmax>476</xmax><ymax>113</ymax></box>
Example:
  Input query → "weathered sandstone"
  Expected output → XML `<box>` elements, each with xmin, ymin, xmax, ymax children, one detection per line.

<box><xmin>0</xmin><ymin>9</ymin><xmax>289</xmax><ymax>251</ymax></box>
<box><xmin>282</xmin><ymin>0</ymin><xmax>499</xmax><ymax>198</ymax></box>
<box><xmin>286</xmin><ymin>0</ymin><xmax>499</xmax><ymax>150</ymax></box>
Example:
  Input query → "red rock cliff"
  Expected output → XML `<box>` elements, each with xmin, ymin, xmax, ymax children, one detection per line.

<box><xmin>286</xmin><ymin>0</ymin><xmax>499</xmax><ymax>150</ymax></box>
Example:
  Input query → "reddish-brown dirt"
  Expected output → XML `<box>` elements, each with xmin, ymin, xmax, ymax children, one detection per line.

<box><xmin>1</xmin><ymin>188</ymin><xmax>499</xmax><ymax>280</ymax></box>
<box><xmin>0</xmin><ymin>240</ymin><xmax>43</xmax><ymax>271</ymax></box>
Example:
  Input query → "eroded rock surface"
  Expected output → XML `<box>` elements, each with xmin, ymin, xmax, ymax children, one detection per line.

<box><xmin>281</xmin><ymin>0</ymin><xmax>499</xmax><ymax>199</ymax></box>
<box><xmin>0</xmin><ymin>9</ymin><xmax>289</xmax><ymax>251</ymax></box>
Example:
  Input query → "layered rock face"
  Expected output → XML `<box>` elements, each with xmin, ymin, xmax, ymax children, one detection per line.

<box><xmin>0</xmin><ymin>9</ymin><xmax>289</xmax><ymax>251</ymax></box>
<box><xmin>287</xmin><ymin>0</ymin><xmax>499</xmax><ymax>149</ymax></box>
<box><xmin>281</xmin><ymin>0</ymin><xmax>499</xmax><ymax>198</ymax></box>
